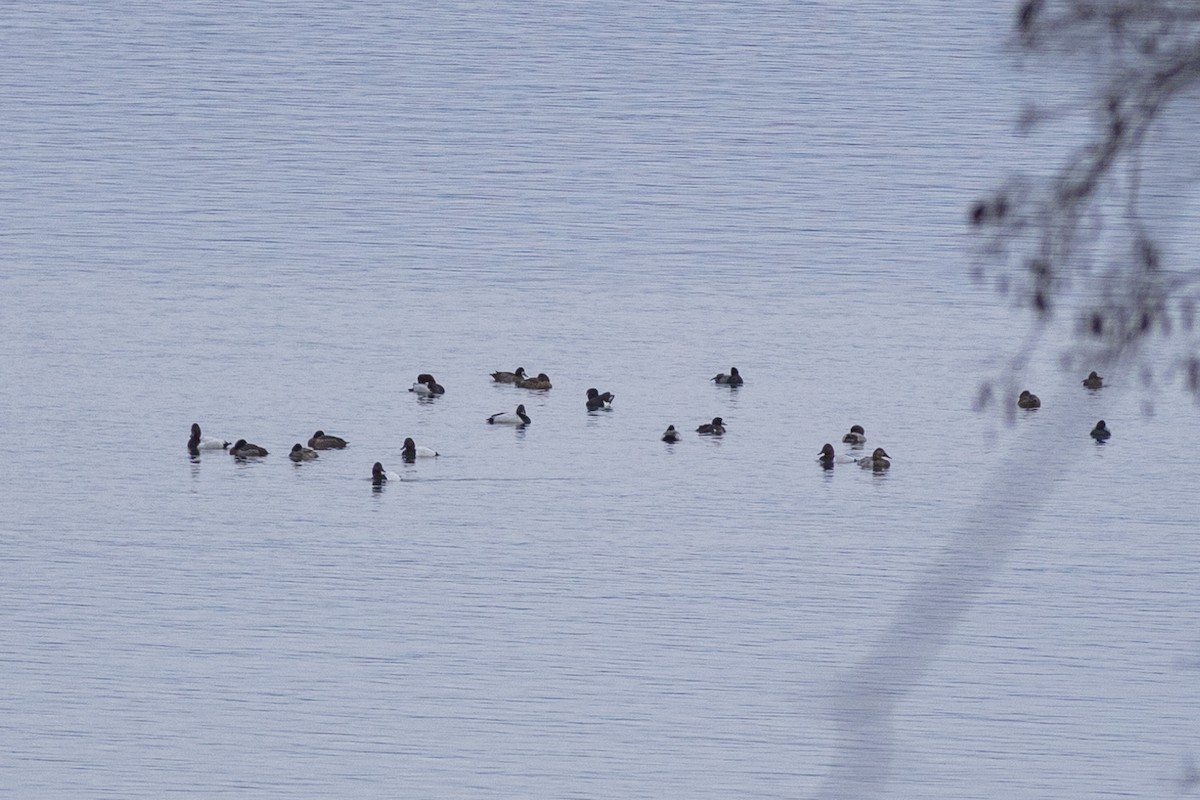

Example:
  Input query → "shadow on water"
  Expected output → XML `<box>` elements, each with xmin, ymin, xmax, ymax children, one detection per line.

<box><xmin>812</xmin><ymin>391</ymin><xmax>1082</xmax><ymax>798</ymax></box>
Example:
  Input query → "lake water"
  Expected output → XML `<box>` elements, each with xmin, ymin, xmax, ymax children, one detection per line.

<box><xmin>2</xmin><ymin>3</ymin><xmax>1198</xmax><ymax>798</ymax></box>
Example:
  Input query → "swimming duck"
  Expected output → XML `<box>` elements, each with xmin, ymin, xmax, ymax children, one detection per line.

<box><xmin>230</xmin><ymin>439</ymin><xmax>269</xmax><ymax>458</ymax></box>
<box><xmin>487</xmin><ymin>404</ymin><xmax>531</xmax><ymax>426</ymax></box>
<box><xmin>858</xmin><ymin>447</ymin><xmax>891</xmax><ymax>470</ymax></box>
<box><xmin>371</xmin><ymin>462</ymin><xmax>400</xmax><ymax>485</ymax></box>
<box><xmin>842</xmin><ymin>425</ymin><xmax>866</xmax><ymax>445</ymax></box>
<box><xmin>1017</xmin><ymin>390</ymin><xmax>1041</xmax><ymax>409</ymax></box>
<box><xmin>662</xmin><ymin>425</ymin><xmax>681</xmax><ymax>443</ymax></box>
<box><xmin>402</xmin><ymin>437</ymin><xmax>439</xmax><ymax>460</ymax></box>
<box><xmin>585</xmin><ymin>387</ymin><xmax>615</xmax><ymax>411</ymax></box>
<box><xmin>188</xmin><ymin>423</ymin><xmax>230</xmax><ymax>455</ymax></box>
<box><xmin>696</xmin><ymin>417</ymin><xmax>726</xmax><ymax>435</ymax></box>
<box><xmin>1090</xmin><ymin>420</ymin><xmax>1111</xmax><ymax>441</ymax></box>
<box><xmin>819</xmin><ymin>443</ymin><xmax>859</xmax><ymax>464</ymax></box>
<box><xmin>409</xmin><ymin>374</ymin><xmax>445</xmax><ymax>396</ymax></box>
<box><xmin>818</xmin><ymin>443</ymin><xmax>858</xmax><ymax>467</ymax></box>
<box><xmin>491</xmin><ymin>367</ymin><xmax>527</xmax><ymax>384</ymax></box>
<box><xmin>308</xmin><ymin>430</ymin><xmax>348</xmax><ymax>449</ymax></box>
<box><xmin>1083</xmin><ymin>371</ymin><xmax>1104</xmax><ymax>389</ymax></box>
<box><xmin>517</xmin><ymin>372</ymin><xmax>552</xmax><ymax>390</ymax></box>
<box><xmin>711</xmin><ymin>367</ymin><xmax>743</xmax><ymax>386</ymax></box>
<box><xmin>289</xmin><ymin>443</ymin><xmax>319</xmax><ymax>462</ymax></box>
<box><xmin>818</xmin><ymin>443</ymin><xmax>837</xmax><ymax>469</ymax></box>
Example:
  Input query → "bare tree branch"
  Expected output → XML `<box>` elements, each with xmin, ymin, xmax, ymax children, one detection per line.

<box><xmin>971</xmin><ymin>0</ymin><xmax>1200</xmax><ymax>405</ymax></box>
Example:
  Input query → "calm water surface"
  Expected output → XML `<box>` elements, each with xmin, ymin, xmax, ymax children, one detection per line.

<box><xmin>1</xmin><ymin>3</ymin><xmax>1197</xmax><ymax>798</ymax></box>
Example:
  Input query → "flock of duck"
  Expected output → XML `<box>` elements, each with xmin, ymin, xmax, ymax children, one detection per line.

<box><xmin>1020</xmin><ymin>371</ymin><xmax>1113</xmax><ymax>442</ymax></box>
<box><xmin>1009</xmin><ymin>371</ymin><xmax>1113</xmax><ymax>442</ymax></box>
<box><xmin>185</xmin><ymin>365</ymin><xmax>620</xmax><ymax>485</ymax></box>
<box><xmin>186</xmin><ymin>367</ymin><xmax>1115</xmax><ymax>484</ymax></box>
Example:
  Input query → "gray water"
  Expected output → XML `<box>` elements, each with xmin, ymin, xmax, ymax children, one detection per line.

<box><xmin>2</xmin><ymin>3</ymin><xmax>1198</xmax><ymax>798</ymax></box>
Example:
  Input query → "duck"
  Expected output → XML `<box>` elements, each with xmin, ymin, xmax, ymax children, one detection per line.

<box><xmin>308</xmin><ymin>430</ymin><xmax>348</xmax><ymax>449</ymax></box>
<box><xmin>409</xmin><ymin>373</ymin><xmax>445</xmax><ymax>396</ymax></box>
<box><xmin>817</xmin><ymin>443</ymin><xmax>857</xmax><ymax>467</ymax></box>
<box><xmin>842</xmin><ymin>425</ymin><xmax>866</xmax><ymax>445</ymax></box>
<box><xmin>818</xmin><ymin>443</ymin><xmax>837</xmax><ymax>469</ymax></box>
<box><xmin>517</xmin><ymin>372</ymin><xmax>552</xmax><ymax>390</ymax></box>
<box><xmin>1090</xmin><ymin>420</ymin><xmax>1111</xmax><ymax>441</ymax></box>
<box><xmin>585</xmin><ymin>387</ymin><xmax>615</xmax><ymax>411</ymax></box>
<box><xmin>230</xmin><ymin>439</ymin><xmax>269</xmax><ymax>458</ymax></box>
<box><xmin>711</xmin><ymin>367</ymin><xmax>743</xmax><ymax>386</ymax></box>
<box><xmin>1082</xmin><ymin>371</ymin><xmax>1104</xmax><ymax>389</ymax></box>
<box><xmin>491</xmin><ymin>367</ymin><xmax>527</xmax><ymax>384</ymax></box>
<box><xmin>858</xmin><ymin>447</ymin><xmax>891</xmax><ymax>470</ymax></box>
<box><xmin>661</xmin><ymin>424</ymin><xmax>681</xmax><ymax>443</ymax></box>
<box><xmin>188</xmin><ymin>423</ymin><xmax>230</xmax><ymax>455</ymax></box>
<box><xmin>487</xmin><ymin>404</ymin><xmax>531</xmax><ymax>426</ymax></box>
<box><xmin>289</xmin><ymin>443</ymin><xmax>319</xmax><ymax>462</ymax></box>
<box><xmin>696</xmin><ymin>417</ymin><xmax>726</xmax><ymax>435</ymax></box>
<box><xmin>402</xmin><ymin>437</ymin><xmax>439</xmax><ymax>460</ymax></box>
<box><xmin>371</xmin><ymin>462</ymin><xmax>400</xmax><ymax>485</ymax></box>
<box><xmin>1017</xmin><ymin>390</ymin><xmax>1041</xmax><ymax>409</ymax></box>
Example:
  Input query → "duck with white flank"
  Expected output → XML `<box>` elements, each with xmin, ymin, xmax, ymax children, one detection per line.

<box><xmin>858</xmin><ymin>447</ymin><xmax>891</xmax><ymax>470</ymax></box>
<box><xmin>1017</xmin><ymin>390</ymin><xmax>1041</xmax><ymax>409</ymax></box>
<box><xmin>487</xmin><ymin>404</ymin><xmax>531</xmax><ymax>426</ymax></box>
<box><xmin>711</xmin><ymin>367</ymin><xmax>743</xmax><ymax>386</ymax></box>
<box><xmin>818</xmin><ymin>443</ymin><xmax>858</xmax><ymax>468</ymax></box>
<box><xmin>491</xmin><ymin>367</ymin><xmax>527</xmax><ymax>384</ymax></box>
<box><xmin>289</xmin><ymin>443</ymin><xmax>319</xmax><ymax>462</ymax></box>
<box><xmin>188</xmin><ymin>423</ymin><xmax>230</xmax><ymax>455</ymax></box>
<box><xmin>842</xmin><ymin>425</ymin><xmax>866</xmax><ymax>445</ymax></box>
<box><xmin>409</xmin><ymin>373</ymin><xmax>445</xmax><ymax>396</ymax></box>
<box><xmin>308</xmin><ymin>430</ymin><xmax>348</xmax><ymax>449</ymax></box>
<box><xmin>1090</xmin><ymin>420</ymin><xmax>1111</xmax><ymax>441</ymax></box>
<box><xmin>402</xmin><ymin>437</ymin><xmax>439</xmax><ymax>460</ymax></box>
<box><xmin>661</xmin><ymin>425</ymin><xmax>681</xmax><ymax>443</ymax></box>
<box><xmin>371</xmin><ymin>462</ymin><xmax>400</xmax><ymax>486</ymax></box>
<box><xmin>696</xmin><ymin>417</ymin><xmax>726</xmax><ymax>435</ymax></box>
<box><xmin>230</xmin><ymin>439</ymin><xmax>269</xmax><ymax>458</ymax></box>
<box><xmin>585</xmin><ymin>388</ymin><xmax>615</xmax><ymax>411</ymax></box>
<box><xmin>517</xmin><ymin>372</ymin><xmax>552</xmax><ymax>390</ymax></box>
